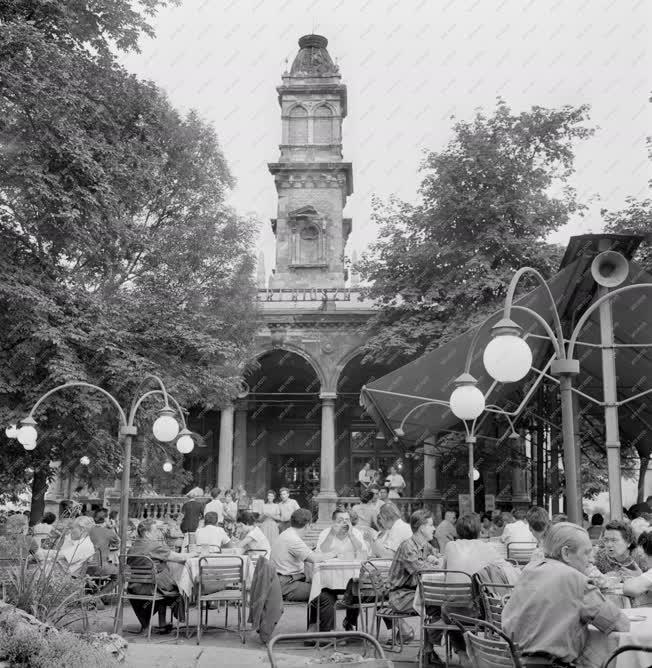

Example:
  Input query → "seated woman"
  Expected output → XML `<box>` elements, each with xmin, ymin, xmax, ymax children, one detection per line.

<box><xmin>127</xmin><ymin>518</ymin><xmax>190</xmax><ymax>634</ymax></box>
<box><xmin>49</xmin><ymin>517</ymin><xmax>96</xmax><ymax>576</ymax></box>
<box><xmin>387</xmin><ymin>510</ymin><xmax>445</xmax><ymax>666</ymax></box>
<box><xmin>223</xmin><ymin>490</ymin><xmax>239</xmax><ymax>537</ymax></box>
<box><xmin>593</xmin><ymin>520</ymin><xmax>646</xmax><ymax>578</ymax></box>
<box><xmin>234</xmin><ymin>511</ymin><xmax>271</xmax><ymax>558</ymax></box>
<box><xmin>195</xmin><ymin>512</ymin><xmax>231</xmax><ymax>552</ymax></box>
<box><xmin>503</xmin><ymin>522</ymin><xmax>629</xmax><ymax>667</ymax></box>
<box><xmin>351</xmin><ymin>489</ymin><xmax>379</xmax><ymax>533</ymax></box>
<box><xmin>30</xmin><ymin>512</ymin><xmax>57</xmax><ymax>547</ymax></box>
<box><xmin>623</xmin><ymin>530</ymin><xmax>652</xmax><ymax>606</ymax></box>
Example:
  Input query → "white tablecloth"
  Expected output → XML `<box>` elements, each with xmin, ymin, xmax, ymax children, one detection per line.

<box><xmin>583</xmin><ymin>607</ymin><xmax>652</xmax><ymax>668</ymax></box>
<box><xmin>169</xmin><ymin>554</ymin><xmax>252</xmax><ymax>599</ymax></box>
<box><xmin>306</xmin><ymin>559</ymin><xmax>393</xmax><ymax>602</ymax></box>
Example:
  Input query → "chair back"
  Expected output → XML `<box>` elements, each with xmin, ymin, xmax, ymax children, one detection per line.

<box><xmin>506</xmin><ymin>542</ymin><xmax>536</xmax><ymax>564</ymax></box>
<box><xmin>448</xmin><ymin>613</ymin><xmax>523</xmax><ymax>668</ymax></box>
<box><xmin>418</xmin><ymin>570</ymin><xmax>474</xmax><ymax>609</ymax></box>
<box><xmin>478</xmin><ymin>582</ymin><xmax>513</xmax><ymax>630</ymax></box>
<box><xmin>359</xmin><ymin>560</ymin><xmax>391</xmax><ymax>604</ymax></box>
<box><xmin>601</xmin><ymin>645</ymin><xmax>652</xmax><ymax>668</ymax></box>
<box><xmin>122</xmin><ymin>555</ymin><xmax>158</xmax><ymax>587</ymax></box>
<box><xmin>198</xmin><ymin>555</ymin><xmax>245</xmax><ymax>596</ymax></box>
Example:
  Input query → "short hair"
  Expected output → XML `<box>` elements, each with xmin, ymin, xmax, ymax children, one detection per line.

<box><xmin>360</xmin><ymin>489</ymin><xmax>375</xmax><ymax>504</ymax></box>
<box><xmin>211</xmin><ymin>488</ymin><xmax>221</xmax><ymax>499</ymax></box>
<box><xmin>543</xmin><ymin>522</ymin><xmax>589</xmax><ymax>559</ymax></box>
<box><xmin>379</xmin><ymin>487</ymin><xmax>388</xmax><ymax>496</ymax></box>
<box><xmin>93</xmin><ymin>509</ymin><xmax>106</xmax><ymax>524</ymax></box>
<box><xmin>74</xmin><ymin>516</ymin><xmax>94</xmax><ymax>531</ymax></box>
<box><xmin>290</xmin><ymin>508</ymin><xmax>312</xmax><ymax>529</ymax></box>
<box><xmin>378</xmin><ymin>503</ymin><xmax>401</xmax><ymax>524</ymax></box>
<box><xmin>604</xmin><ymin>520</ymin><xmax>636</xmax><ymax>551</ymax></box>
<box><xmin>42</xmin><ymin>512</ymin><xmax>56</xmax><ymax>525</ymax></box>
<box><xmin>238</xmin><ymin>510</ymin><xmax>256</xmax><ymax>526</ymax></box>
<box><xmin>137</xmin><ymin>518</ymin><xmax>157</xmax><ymax>537</ymax></box>
<box><xmin>266</xmin><ymin>490</ymin><xmax>276</xmax><ymax>498</ymax></box>
<box><xmin>591</xmin><ymin>513</ymin><xmax>604</xmax><ymax>526</ymax></box>
<box><xmin>551</xmin><ymin>513</ymin><xmax>567</xmax><ymax>524</ymax></box>
<box><xmin>444</xmin><ymin>511</ymin><xmax>456</xmax><ymax>521</ymax></box>
<box><xmin>410</xmin><ymin>510</ymin><xmax>433</xmax><ymax>534</ymax></box>
<box><xmin>204</xmin><ymin>512</ymin><xmax>218</xmax><ymax>526</ymax></box>
<box><xmin>493</xmin><ymin>516</ymin><xmax>505</xmax><ymax>529</ymax></box>
<box><xmin>456</xmin><ymin>513</ymin><xmax>481</xmax><ymax>539</ymax></box>
<box><xmin>224</xmin><ymin>489</ymin><xmax>234</xmax><ymax>499</ymax></box>
<box><xmin>638</xmin><ymin>530</ymin><xmax>652</xmax><ymax>556</ymax></box>
<box><xmin>279</xmin><ymin>487</ymin><xmax>290</xmax><ymax>494</ymax></box>
<box><xmin>513</xmin><ymin>509</ymin><xmax>527</xmax><ymax>521</ymax></box>
<box><xmin>332</xmin><ymin>509</ymin><xmax>350</xmax><ymax>521</ymax></box>
<box><xmin>526</xmin><ymin>506</ymin><xmax>550</xmax><ymax>534</ymax></box>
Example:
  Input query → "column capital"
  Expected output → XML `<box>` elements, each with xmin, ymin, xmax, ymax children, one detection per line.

<box><xmin>319</xmin><ymin>392</ymin><xmax>337</xmax><ymax>401</ymax></box>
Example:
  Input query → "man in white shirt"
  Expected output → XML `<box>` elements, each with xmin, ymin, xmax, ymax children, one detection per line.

<box><xmin>316</xmin><ymin>510</ymin><xmax>368</xmax><ymax>559</ymax></box>
<box><xmin>270</xmin><ymin>508</ymin><xmax>337</xmax><ymax>631</ymax></box>
<box><xmin>435</xmin><ymin>511</ymin><xmax>457</xmax><ymax>552</ymax></box>
<box><xmin>195</xmin><ymin>512</ymin><xmax>231</xmax><ymax>551</ymax></box>
<box><xmin>203</xmin><ymin>488</ymin><xmax>224</xmax><ymax>525</ymax></box>
<box><xmin>277</xmin><ymin>487</ymin><xmax>300</xmax><ymax>532</ymax></box>
<box><xmin>501</xmin><ymin>508</ymin><xmax>537</xmax><ymax>545</ymax></box>
<box><xmin>385</xmin><ymin>466</ymin><xmax>406</xmax><ymax>498</ymax></box>
<box><xmin>358</xmin><ymin>461</ymin><xmax>373</xmax><ymax>491</ymax></box>
<box><xmin>371</xmin><ymin>503</ymin><xmax>412</xmax><ymax>558</ymax></box>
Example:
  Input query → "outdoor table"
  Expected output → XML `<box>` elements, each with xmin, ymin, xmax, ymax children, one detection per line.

<box><xmin>306</xmin><ymin>559</ymin><xmax>363</xmax><ymax>602</ymax></box>
<box><xmin>583</xmin><ymin>607</ymin><xmax>652</xmax><ymax>668</ymax></box>
<box><xmin>169</xmin><ymin>552</ymin><xmax>252</xmax><ymax>599</ymax></box>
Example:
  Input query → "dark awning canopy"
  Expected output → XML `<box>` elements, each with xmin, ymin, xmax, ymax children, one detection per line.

<box><xmin>360</xmin><ymin>236</ymin><xmax>651</xmax><ymax>454</ymax></box>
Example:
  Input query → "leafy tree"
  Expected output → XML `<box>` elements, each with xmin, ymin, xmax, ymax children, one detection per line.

<box><xmin>0</xmin><ymin>1</ymin><xmax>258</xmax><ymax>519</ymax></box>
<box><xmin>358</xmin><ymin>99</ymin><xmax>593</xmax><ymax>365</ymax></box>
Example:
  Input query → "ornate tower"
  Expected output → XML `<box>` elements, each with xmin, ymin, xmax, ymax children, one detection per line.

<box><xmin>268</xmin><ymin>34</ymin><xmax>353</xmax><ymax>289</ymax></box>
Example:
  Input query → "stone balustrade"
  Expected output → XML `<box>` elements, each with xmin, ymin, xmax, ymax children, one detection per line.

<box><xmin>337</xmin><ymin>496</ymin><xmax>426</xmax><ymax>521</ymax></box>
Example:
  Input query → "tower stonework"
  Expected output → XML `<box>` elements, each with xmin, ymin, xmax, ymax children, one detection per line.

<box><xmin>268</xmin><ymin>34</ymin><xmax>353</xmax><ymax>289</ymax></box>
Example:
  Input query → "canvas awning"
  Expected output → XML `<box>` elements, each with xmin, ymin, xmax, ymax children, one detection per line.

<box><xmin>360</xmin><ymin>239</ymin><xmax>651</xmax><ymax>454</ymax></box>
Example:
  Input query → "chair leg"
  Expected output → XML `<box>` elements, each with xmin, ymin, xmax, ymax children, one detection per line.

<box><xmin>196</xmin><ymin>600</ymin><xmax>202</xmax><ymax>645</ymax></box>
<box><xmin>147</xmin><ymin>597</ymin><xmax>156</xmax><ymax>642</ymax></box>
<box><xmin>113</xmin><ymin>594</ymin><xmax>123</xmax><ymax>634</ymax></box>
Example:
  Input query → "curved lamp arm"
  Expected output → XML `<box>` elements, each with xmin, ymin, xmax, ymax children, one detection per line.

<box><xmin>502</xmin><ymin>267</ymin><xmax>566</xmax><ymax>358</ymax></box>
<box><xmin>26</xmin><ymin>381</ymin><xmax>127</xmax><ymax>426</ymax></box>
<box><xmin>128</xmin><ymin>389</ymin><xmax>189</xmax><ymax>430</ymax></box>
<box><xmin>130</xmin><ymin>374</ymin><xmax>172</xmax><ymax>410</ymax></box>
<box><xmin>511</xmin><ymin>306</ymin><xmax>564</xmax><ymax>360</ymax></box>
<box><xmin>396</xmin><ymin>399</ymin><xmax>449</xmax><ymax>435</ymax></box>
<box><xmin>567</xmin><ymin>283</ymin><xmax>652</xmax><ymax>359</ymax></box>
<box><xmin>484</xmin><ymin>403</ymin><xmax>518</xmax><ymax>434</ymax></box>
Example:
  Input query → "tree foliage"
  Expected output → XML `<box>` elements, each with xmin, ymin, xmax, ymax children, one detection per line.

<box><xmin>0</xmin><ymin>1</ymin><xmax>258</xmax><ymax>508</ymax></box>
<box><xmin>602</xmin><ymin>196</ymin><xmax>652</xmax><ymax>272</ymax></box>
<box><xmin>358</xmin><ymin>99</ymin><xmax>593</xmax><ymax>365</ymax></box>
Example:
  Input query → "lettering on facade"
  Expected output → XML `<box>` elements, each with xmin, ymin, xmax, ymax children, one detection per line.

<box><xmin>259</xmin><ymin>288</ymin><xmax>353</xmax><ymax>302</ymax></box>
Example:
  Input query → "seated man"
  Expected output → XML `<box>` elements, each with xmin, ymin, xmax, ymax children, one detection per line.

<box><xmin>623</xmin><ymin>530</ymin><xmax>652</xmax><ymax>606</ymax></box>
<box><xmin>434</xmin><ymin>511</ymin><xmax>457</xmax><ymax>552</ymax></box>
<box><xmin>126</xmin><ymin>518</ymin><xmax>190</xmax><ymax>634</ymax></box>
<box><xmin>195</xmin><ymin>512</ymin><xmax>231</xmax><ymax>551</ymax></box>
<box><xmin>86</xmin><ymin>510</ymin><xmax>119</xmax><ymax>599</ymax></box>
<box><xmin>387</xmin><ymin>510</ymin><xmax>444</xmax><ymax>665</ymax></box>
<box><xmin>270</xmin><ymin>508</ymin><xmax>338</xmax><ymax>632</ymax></box>
<box><xmin>316</xmin><ymin>510</ymin><xmax>368</xmax><ymax>560</ymax></box>
<box><xmin>501</xmin><ymin>508</ymin><xmax>536</xmax><ymax>545</ymax></box>
<box><xmin>503</xmin><ymin>522</ymin><xmax>629</xmax><ymax>667</ymax></box>
<box><xmin>525</xmin><ymin>506</ymin><xmax>551</xmax><ymax>562</ymax></box>
<box><xmin>341</xmin><ymin>503</ymin><xmax>412</xmax><ymax>632</ymax></box>
<box><xmin>51</xmin><ymin>517</ymin><xmax>96</xmax><ymax>576</ymax></box>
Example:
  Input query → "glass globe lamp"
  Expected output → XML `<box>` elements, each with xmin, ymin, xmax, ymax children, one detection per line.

<box><xmin>80</xmin><ymin>456</ymin><xmax>90</xmax><ymax>466</ymax></box>
<box><xmin>449</xmin><ymin>374</ymin><xmax>485</xmax><ymax>420</ymax></box>
<box><xmin>152</xmin><ymin>408</ymin><xmax>180</xmax><ymax>442</ymax></box>
<box><xmin>17</xmin><ymin>418</ymin><xmax>38</xmax><ymax>449</ymax></box>
<box><xmin>483</xmin><ymin>320</ymin><xmax>532</xmax><ymax>383</ymax></box>
<box><xmin>176</xmin><ymin>429</ymin><xmax>194</xmax><ymax>454</ymax></box>
<box><xmin>473</xmin><ymin>468</ymin><xmax>480</xmax><ymax>481</ymax></box>
<box><xmin>163</xmin><ymin>461</ymin><xmax>173</xmax><ymax>473</ymax></box>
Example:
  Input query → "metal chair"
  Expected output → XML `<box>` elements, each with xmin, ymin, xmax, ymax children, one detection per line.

<box><xmin>113</xmin><ymin>555</ymin><xmax>175</xmax><ymax>641</ymax></box>
<box><xmin>267</xmin><ymin>631</ymin><xmax>392</xmax><ymax>668</ymax></box>
<box><xmin>471</xmin><ymin>574</ymin><xmax>514</xmax><ymax>630</ymax></box>
<box><xmin>417</xmin><ymin>570</ymin><xmax>475</xmax><ymax>668</ymax></box>
<box><xmin>601</xmin><ymin>644</ymin><xmax>652</xmax><ymax>668</ymax></box>
<box><xmin>506</xmin><ymin>542</ymin><xmax>537</xmax><ymax>565</ymax></box>
<box><xmin>449</xmin><ymin>613</ymin><xmax>523</xmax><ymax>668</ymax></box>
<box><xmin>196</xmin><ymin>555</ymin><xmax>247</xmax><ymax>644</ymax></box>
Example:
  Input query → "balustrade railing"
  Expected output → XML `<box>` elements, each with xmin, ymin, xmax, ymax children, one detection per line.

<box><xmin>103</xmin><ymin>496</ymin><xmax>211</xmax><ymax>520</ymax></box>
<box><xmin>337</xmin><ymin>496</ymin><xmax>425</xmax><ymax>521</ymax></box>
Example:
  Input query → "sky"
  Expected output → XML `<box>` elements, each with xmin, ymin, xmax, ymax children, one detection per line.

<box><xmin>122</xmin><ymin>0</ymin><xmax>650</xmax><ymax>273</ymax></box>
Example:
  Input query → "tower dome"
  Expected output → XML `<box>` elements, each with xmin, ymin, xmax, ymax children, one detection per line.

<box><xmin>290</xmin><ymin>34</ymin><xmax>339</xmax><ymax>77</ymax></box>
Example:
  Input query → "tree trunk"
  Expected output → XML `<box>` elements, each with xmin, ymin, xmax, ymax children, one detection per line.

<box><xmin>637</xmin><ymin>455</ymin><xmax>649</xmax><ymax>504</ymax></box>
<box><xmin>29</xmin><ymin>469</ymin><xmax>49</xmax><ymax>526</ymax></box>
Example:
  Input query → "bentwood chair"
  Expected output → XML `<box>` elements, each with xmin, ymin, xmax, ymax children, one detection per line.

<box><xmin>449</xmin><ymin>613</ymin><xmax>524</xmax><ymax>668</ymax></box>
<box><xmin>506</xmin><ymin>542</ymin><xmax>537</xmax><ymax>565</ymax></box>
<box><xmin>601</xmin><ymin>645</ymin><xmax>652</xmax><ymax>668</ymax></box>
<box><xmin>114</xmin><ymin>555</ymin><xmax>175</xmax><ymax>642</ymax></box>
<box><xmin>417</xmin><ymin>570</ymin><xmax>475</xmax><ymax>668</ymax></box>
<box><xmin>196</xmin><ymin>555</ymin><xmax>247</xmax><ymax>644</ymax></box>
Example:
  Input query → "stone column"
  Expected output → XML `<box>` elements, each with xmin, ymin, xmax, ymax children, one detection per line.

<box><xmin>217</xmin><ymin>404</ymin><xmax>235</xmax><ymax>491</ymax></box>
<box><xmin>318</xmin><ymin>392</ymin><xmax>337</xmax><ymax>521</ymax></box>
<box><xmin>422</xmin><ymin>437</ymin><xmax>442</xmax><ymax>522</ymax></box>
<box><xmin>511</xmin><ymin>432</ymin><xmax>531</xmax><ymax>507</ymax></box>
<box><xmin>232</xmin><ymin>402</ymin><xmax>248</xmax><ymax>490</ymax></box>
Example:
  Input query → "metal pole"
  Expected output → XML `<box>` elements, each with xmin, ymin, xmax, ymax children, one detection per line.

<box><xmin>598</xmin><ymin>285</ymin><xmax>624</xmax><ymax>520</ymax></box>
<box><xmin>114</xmin><ymin>426</ymin><xmax>136</xmax><ymax>633</ymax></box>
<box><xmin>467</xmin><ymin>435</ymin><xmax>476</xmax><ymax>513</ymax></box>
<box><xmin>559</xmin><ymin>375</ymin><xmax>581</xmax><ymax>524</ymax></box>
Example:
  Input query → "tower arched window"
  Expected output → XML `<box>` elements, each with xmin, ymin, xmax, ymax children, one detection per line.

<box><xmin>288</xmin><ymin>106</ymin><xmax>308</xmax><ymax>144</ymax></box>
<box><xmin>313</xmin><ymin>105</ymin><xmax>333</xmax><ymax>144</ymax></box>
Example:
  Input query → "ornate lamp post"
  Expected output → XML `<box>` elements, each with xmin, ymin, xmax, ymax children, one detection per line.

<box><xmin>451</xmin><ymin>249</ymin><xmax>652</xmax><ymax>523</ymax></box>
<box><xmin>6</xmin><ymin>375</ymin><xmax>193</xmax><ymax>628</ymax></box>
